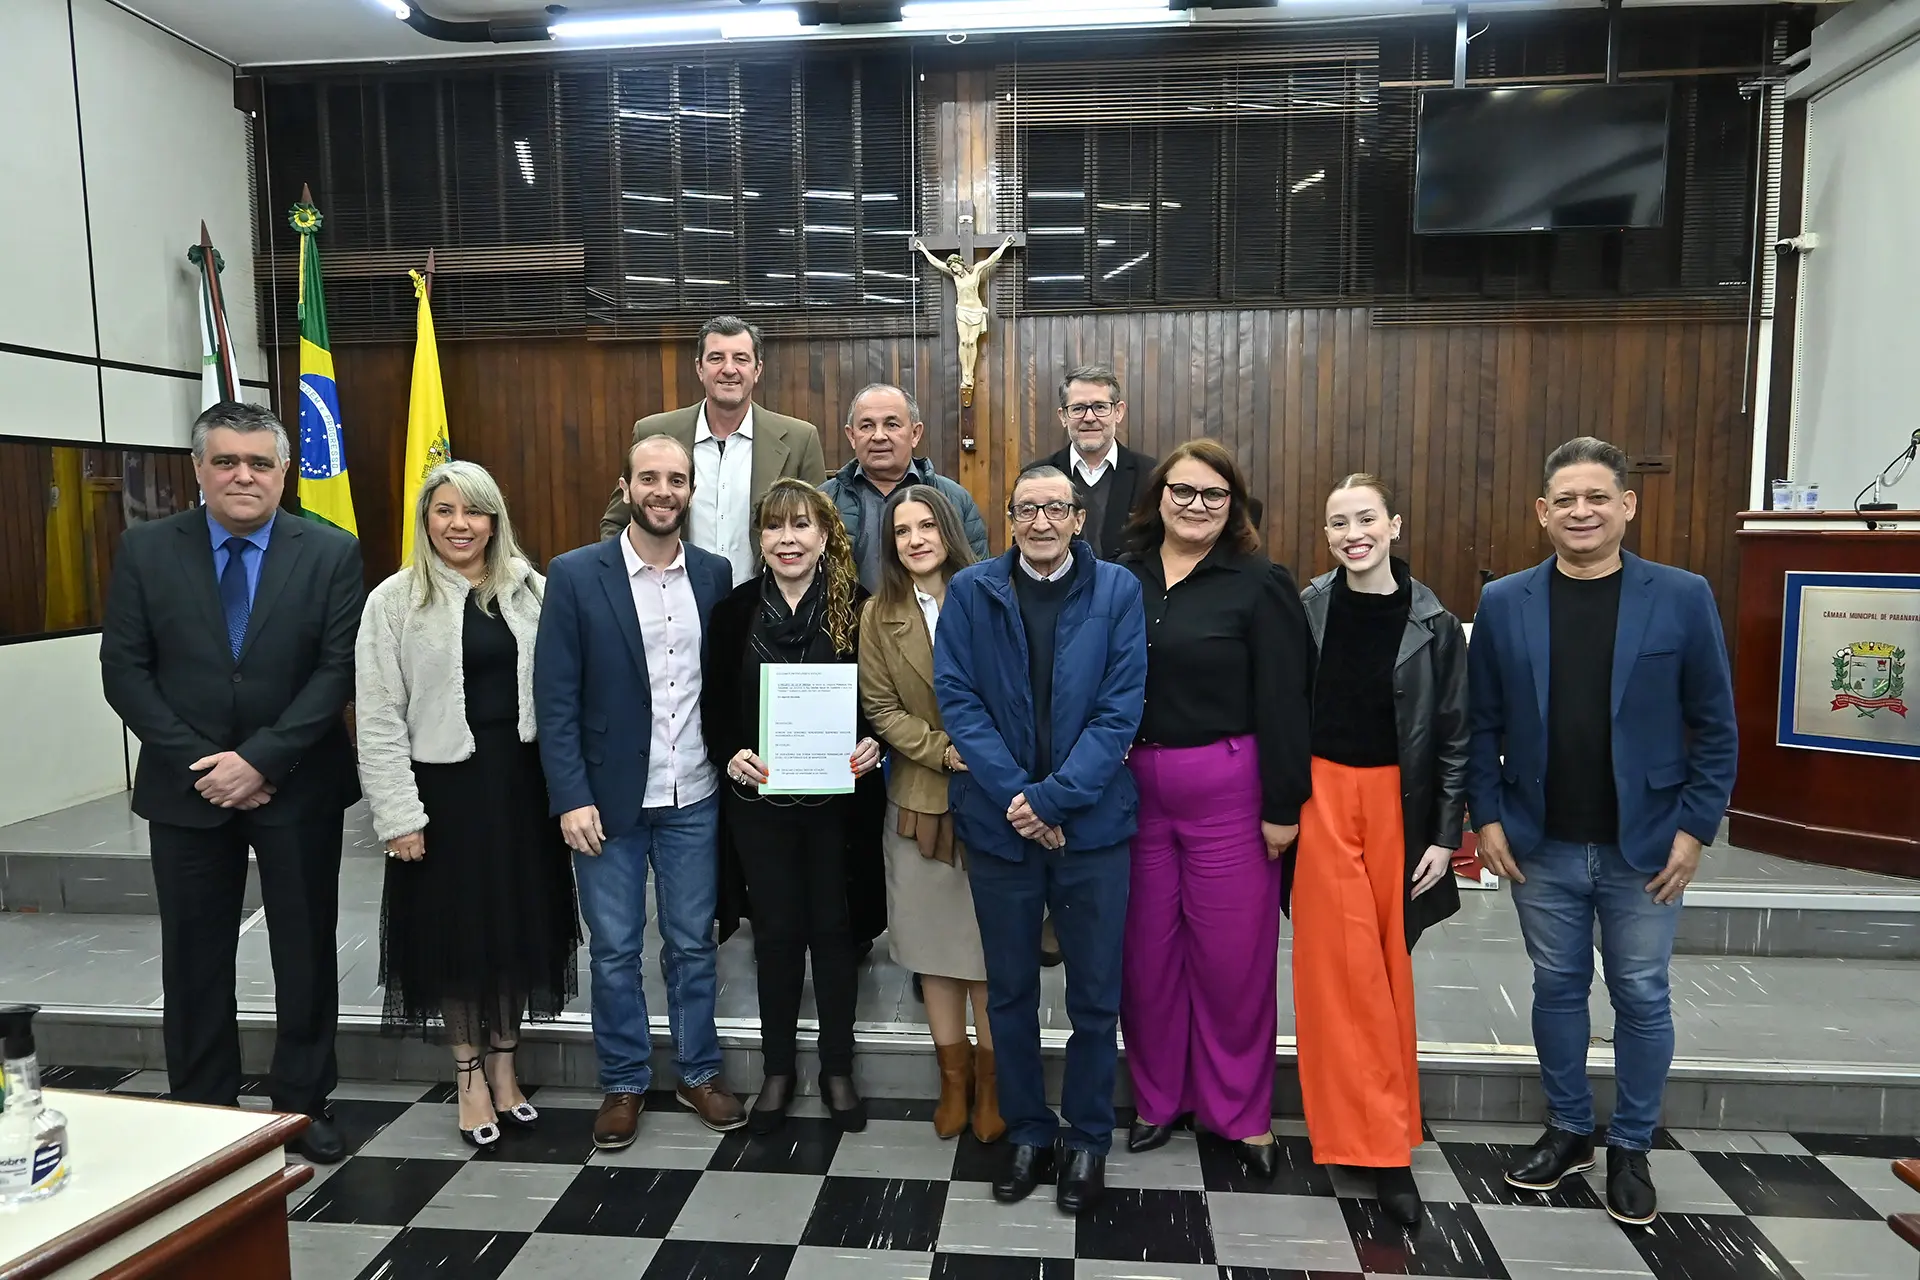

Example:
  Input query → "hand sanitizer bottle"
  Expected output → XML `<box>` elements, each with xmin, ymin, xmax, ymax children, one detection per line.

<box><xmin>0</xmin><ymin>1005</ymin><xmax>70</xmax><ymax>1206</ymax></box>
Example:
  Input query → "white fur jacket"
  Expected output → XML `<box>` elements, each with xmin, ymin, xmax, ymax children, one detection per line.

<box><xmin>353</xmin><ymin>555</ymin><xmax>544</xmax><ymax>842</ymax></box>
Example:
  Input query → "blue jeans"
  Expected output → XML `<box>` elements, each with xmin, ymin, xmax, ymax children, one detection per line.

<box><xmin>1509</xmin><ymin>839</ymin><xmax>1682</xmax><ymax>1151</ymax></box>
<box><xmin>573</xmin><ymin>795</ymin><xmax>721</xmax><ymax>1095</ymax></box>
<box><xmin>968</xmin><ymin>841</ymin><xmax>1130</xmax><ymax>1156</ymax></box>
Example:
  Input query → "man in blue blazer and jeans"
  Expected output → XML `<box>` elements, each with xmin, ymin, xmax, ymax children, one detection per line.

<box><xmin>1468</xmin><ymin>436</ymin><xmax>1737</xmax><ymax>1227</ymax></box>
<box><xmin>934</xmin><ymin>464</ymin><xmax>1146</xmax><ymax>1217</ymax></box>
<box><xmin>536</xmin><ymin>434</ymin><xmax>744</xmax><ymax>1150</ymax></box>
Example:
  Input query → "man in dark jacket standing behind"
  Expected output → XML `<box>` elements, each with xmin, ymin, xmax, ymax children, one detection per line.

<box><xmin>823</xmin><ymin>382</ymin><xmax>989</xmax><ymax>591</ymax></box>
<box><xmin>933</xmin><ymin>463</ymin><xmax>1146</xmax><ymax>1218</ymax></box>
<box><xmin>100</xmin><ymin>401</ymin><xmax>364</xmax><ymax>1164</ymax></box>
<box><xmin>1041</xmin><ymin>364</ymin><xmax>1155</xmax><ymax>560</ymax></box>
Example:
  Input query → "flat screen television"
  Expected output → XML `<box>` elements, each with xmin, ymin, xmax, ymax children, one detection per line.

<box><xmin>1414</xmin><ymin>84</ymin><xmax>1672</xmax><ymax>234</ymax></box>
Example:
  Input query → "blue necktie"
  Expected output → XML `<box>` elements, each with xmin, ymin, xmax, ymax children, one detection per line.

<box><xmin>219</xmin><ymin>536</ymin><xmax>251</xmax><ymax>659</ymax></box>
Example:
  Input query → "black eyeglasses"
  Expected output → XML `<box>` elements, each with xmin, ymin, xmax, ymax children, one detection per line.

<box><xmin>1008</xmin><ymin>500</ymin><xmax>1080</xmax><ymax>524</ymax></box>
<box><xmin>1166</xmin><ymin>483</ymin><xmax>1231</xmax><ymax>511</ymax></box>
<box><xmin>1063</xmin><ymin>402</ymin><xmax>1117</xmax><ymax>420</ymax></box>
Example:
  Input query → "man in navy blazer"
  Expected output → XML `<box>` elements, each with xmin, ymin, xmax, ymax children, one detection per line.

<box><xmin>934</xmin><ymin>464</ymin><xmax>1147</xmax><ymax>1217</ymax></box>
<box><xmin>536</xmin><ymin>434</ymin><xmax>743</xmax><ymax>1150</ymax></box>
<box><xmin>1467</xmin><ymin>436</ymin><xmax>1736</xmax><ymax>1228</ymax></box>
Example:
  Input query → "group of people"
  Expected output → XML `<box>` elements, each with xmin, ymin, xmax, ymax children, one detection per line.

<box><xmin>98</xmin><ymin>313</ymin><xmax>1737</xmax><ymax>1235</ymax></box>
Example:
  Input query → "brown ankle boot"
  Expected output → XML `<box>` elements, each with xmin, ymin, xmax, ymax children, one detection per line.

<box><xmin>971</xmin><ymin>1045</ymin><xmax>1006</xmax><ymax>1144</ymax></box>
<box><xmin>933</xmin><ymin>1042</ymin><xmax>973</xmax><ymax>1139</ymax></box>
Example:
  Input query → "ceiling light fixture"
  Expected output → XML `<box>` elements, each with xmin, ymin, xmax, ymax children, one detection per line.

<box><xmin>549</xmin><ymin>7</ymin><xmax>802</xmax><ymax>41</ymax></box>
<box><xmin>897</xmin><ymin>0</ymin><xmax>1176</xmax><ymax>30</ymax></box>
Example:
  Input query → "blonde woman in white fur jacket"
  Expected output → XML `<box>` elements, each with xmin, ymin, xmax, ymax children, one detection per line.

<box><xmin>354</xmin><ymin>460</ymin><xmax>579</xmax><ymax>1149</ymax></box>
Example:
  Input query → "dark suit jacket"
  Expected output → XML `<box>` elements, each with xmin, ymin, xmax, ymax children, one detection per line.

<box><xmin>533</xmin><ymin>536</ymin><xmax>733</xmax><ymax>840</ymax></box>
<box><xmin>1466</xmin><ymin>550</ymin><xmax>1739</xmax><ymax>874</ymax></box>
<box><xmin>1042</xmin><ymin>443</ymin><xmax>1156</xmax><ymax>560</ymax></box>
<box><xmin>598</xmin><ymin>401</ymin><xmax>828</xmax><ymax>542</ymax></box>
<box><xmin>99</xmin><ymin>506</ymin><xmax>365</xmax><ymax>829</ymax></box>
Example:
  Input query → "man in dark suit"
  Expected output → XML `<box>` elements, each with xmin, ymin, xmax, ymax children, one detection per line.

<box><xmin>1468</xmin><ymin>436</ymin><xmax>1737</xmax><ymax>1227</ymax></box>
<box><xmin>540</xmin><ymin>433</ymin><xmax>744</xmax><ymax>1151</ymax></box>
<box><xmin>597</xmin><ymin>315</ymin><xmax>826</xmax><ymax>583</ymax></box>
<box><xmin>99</xmin><ymin>401</ymin><xmax>364</xmax><ymax>1164</ymax></box>
<box><xmin>1040</xmin><ymin>363</ymin><xmax>1155</xmax><ymax>560</ymax></box>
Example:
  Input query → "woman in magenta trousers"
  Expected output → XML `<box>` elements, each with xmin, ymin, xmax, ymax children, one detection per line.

<box><xmin>1116</xmin><ymin>439</ymin><xmax>1314</xmax><ymax>1176</ymax></box>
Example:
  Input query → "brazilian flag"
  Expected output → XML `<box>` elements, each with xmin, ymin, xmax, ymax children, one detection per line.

<box><xmin>289</xmin><ymin>200</ymin><xmax>358</xmax><ymax>536</ymax></box>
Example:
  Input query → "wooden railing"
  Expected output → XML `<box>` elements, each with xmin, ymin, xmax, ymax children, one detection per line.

<box><xmin>1891</xmin><ymin>1160</ymin><xmax>1920</xmax><ymax>1255</ymax></box>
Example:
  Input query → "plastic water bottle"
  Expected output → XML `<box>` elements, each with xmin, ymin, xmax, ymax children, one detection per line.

<box><xmin>0</xmin><ymin>1005</ymin><xmax>71</xmax><ymax>1207</ymax></box>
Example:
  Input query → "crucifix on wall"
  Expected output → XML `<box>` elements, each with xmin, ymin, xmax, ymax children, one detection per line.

<box><xmin>914</xmin><ymin>202</ymin><xmax>1025</xmax><ymax>412</ymax></box>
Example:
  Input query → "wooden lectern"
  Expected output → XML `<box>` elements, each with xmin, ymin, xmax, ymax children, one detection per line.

<box><xmin>1728</xmin><ymin>511</ymin><xmax>1920</xmax><ymax>878</ymax></box>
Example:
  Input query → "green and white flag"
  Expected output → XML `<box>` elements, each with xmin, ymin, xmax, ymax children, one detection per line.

<box><xmin>188</xmin><ymin>222</ymin><xmax>238</xmax><ymax>410</ymax></box>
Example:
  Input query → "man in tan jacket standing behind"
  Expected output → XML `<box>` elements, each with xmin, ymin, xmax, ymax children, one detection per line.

<box><xmin>599</xmin><ymin>315</ymin><xmax>827</xmax><ymax>584</ymax></box>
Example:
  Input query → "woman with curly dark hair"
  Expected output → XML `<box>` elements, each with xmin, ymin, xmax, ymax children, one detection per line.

<box><xmin>703</xmin><ymin>478</ymin><xmax>882</xmax><ymax>1134</ymax></box>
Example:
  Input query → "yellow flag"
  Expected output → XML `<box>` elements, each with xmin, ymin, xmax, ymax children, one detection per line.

<box><xmin>43</xmin><ymin>447</ymin><xmax>89</xmax><ymax>631</ymax></box>
<box><xmin>400</xmin><ymin>268</ymin><xmax>452</xmax><ymax>567</ymax></box>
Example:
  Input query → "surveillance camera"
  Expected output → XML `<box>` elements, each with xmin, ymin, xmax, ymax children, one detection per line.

<box><xmin>1775</xmin><ymin>233</ymin><xmax>1822</xmax><ymax>254</ymax></box>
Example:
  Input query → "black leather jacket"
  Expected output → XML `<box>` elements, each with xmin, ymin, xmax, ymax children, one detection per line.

<box><xmin>1296</xmin><ymin>559</ymin><xmax>1469</xmax><ymax>948</ymax></box>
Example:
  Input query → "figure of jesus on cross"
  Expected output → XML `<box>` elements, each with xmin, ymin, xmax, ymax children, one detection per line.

<box><xmin>914</xmin><ymin>203</ymin><xmax>1023</xmax><ymax>407</ymax></box>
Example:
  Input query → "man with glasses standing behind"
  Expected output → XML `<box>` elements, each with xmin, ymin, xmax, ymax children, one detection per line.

<box><xmin>934</xmin><ymin>464</ymin><xmax>1146</xmax><ymax>1217</ymax></box>
<box><xmin>1041</xmin><ymin>364</ymin><xmax>1156</xmax><ymax>561</ymax></box>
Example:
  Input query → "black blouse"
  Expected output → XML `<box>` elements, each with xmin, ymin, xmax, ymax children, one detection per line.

<box><xmin>1310</xmin><ymin>572</ymin><xmax>1410</xmax><ymax>769</ymax></box>
<box><xmin>461</xmin><ymin>595</ymin><xmax>521</xmax><ymax>729</ymax></box>
<box><xmin>1123</xmin><ymin>542</ymin><xmax>1314</xmax><ymax>825</ymax></box>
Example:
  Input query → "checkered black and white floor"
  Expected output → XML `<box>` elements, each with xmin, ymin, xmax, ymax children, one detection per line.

<box><xmin>52</xmin><ymin>1066</ymin><xmax>1920</xmax><ymax>1280</ymax></box>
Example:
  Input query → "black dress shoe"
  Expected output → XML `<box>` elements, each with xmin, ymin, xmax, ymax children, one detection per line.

<box><xmin>1234</xmin><ymin>1138</ymin><xmax>1279</xmax><ymax>1180</ymax></box>
<box><xmin>749</xmin><ymin>1074</ymin><xmax>794</xmax><ymax>1135</ymax></box>
<box><xmin>288</xmin><ymin>1115</ymin><xmax>346</xmax><ymax>1165</ymax></box>
<box><xmin>1056</xmin><ymin>1147</ymin><xmax>1105</xmax><ymax>1215</ymax></box>
<box><xmin>1605</xmin><ymin>1146</ymin><xmax>1658</xmax><ymax>1226</ymax></box>
<box><xmin>1377</xmin><ymin>1164</ymin><xmax>1423</xmax><ymax>1227</ymax></box>
<box><xmin>821</xmin><ymin>1073</ymin><xmax>867</xmax><ymax>1133</ymax></box>
<box><xmin>1128</xmin><ymin>1121</ymin><xmax>1176</xmax><ymax>1153</ymax></box>
<box><xmin>1505</xmin><ymin>1126</ymin><xmax>1596</xmax><ymax>1191</ymax></box>
<box><xmin>992</xmin><ymin>1142</ymin><xmax>1057</xmax><ymax>1203</ymax></box>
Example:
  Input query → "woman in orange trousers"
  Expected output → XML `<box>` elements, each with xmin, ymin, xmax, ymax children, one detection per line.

<box><xmin>1290</xmin><ymin>473</ymin><xmax>1468</xmax><ymax>1228</ymax></box>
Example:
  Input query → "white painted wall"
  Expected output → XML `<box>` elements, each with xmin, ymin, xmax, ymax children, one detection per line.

<box><xmin>0</xmin><ymin>0</ymin><xmax>256</xmax><ymax>825</ymax></box>
<box><xmin>0</xmin><ymin>636</ymin><xmax>130</xmax><ymax>828</ymax></box>
<box><xmin>1789</xmin><ymin>15</ymin><xmax>1920</xmax><ymax>508</ymax></box>
<box><xmin>71</xmin><ymin>0</ymin><xmax>264</xmax><ymax>395</ymax></box>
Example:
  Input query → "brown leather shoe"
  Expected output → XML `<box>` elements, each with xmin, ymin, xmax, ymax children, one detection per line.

<box><xmin>971</xmin><ymin>1045</ymin><xmax>1006</xmax><ymax>1144</ymax></box>
<box><xmin>676</xmin><ymin>1080</ymin><xmax>747</xmax><ymax>1132</ymax></box>
<box><xmin>933</xmin><ymin>1041</ymin><xmax>973</xmax><ymax>1139</ymax></box>
<box><xmin>593</xmin><ymin>1092</ymin><xmax>644</xmax><ymax>1149</ymax></box>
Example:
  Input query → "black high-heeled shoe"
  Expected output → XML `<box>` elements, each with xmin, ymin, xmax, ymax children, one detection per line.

<box><xmin>1128</xmin><ymin>1121</ymin><xmax>1177</xmax><ymax>1153</ymax></box>
<box><xmin>750</xmin><ymin>1073</ymin><xmax>794</xmax><ymax>1135</ymax></box>
<box><xmin>487</xmin><ymin>1042</ymin><xmax>538</xmax><ymax>1128</ymax></box>
<box><xmin>454</xmin><ymin>1055</ymin><xmax>500</xmax><ymax>1149</ymax></box>
<box><xmin>821</xmin><ymin>1073</ymin><xmax>867</xmax><ymax>1133</ymax></box>
<box><xmin>1234</xmin><ymin>1136</ymin><xmax>1279</xmax><ymax>1179</ymax></box>
<box><xmin>1127</xmin><ymin>1112</ymin><xmax>1190</xmax><ymax>1153</ymax></box>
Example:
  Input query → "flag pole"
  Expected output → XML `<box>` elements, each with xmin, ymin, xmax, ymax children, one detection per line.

<box><xmin>423</xmin><ymin>248</ymin><xmax>436</xmax><ymax>302</ymax></box>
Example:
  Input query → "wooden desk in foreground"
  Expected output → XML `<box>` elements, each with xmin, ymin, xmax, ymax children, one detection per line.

<box><xmin>0</xmin><ymin>1091</ymin><xmax>309</xmax><ymax>1280</ymax></box>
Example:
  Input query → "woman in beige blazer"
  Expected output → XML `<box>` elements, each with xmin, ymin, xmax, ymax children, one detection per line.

<box><xmin>859</xmin><ymin>484</ymin><xmax>1002</xmax><ymax>1143</ymax></box>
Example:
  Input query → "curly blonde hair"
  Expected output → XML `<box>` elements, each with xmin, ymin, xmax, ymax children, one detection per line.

<box><xmin>755</xmin><ymin>478</ymin><xmax>860</xmax><ymax>655</ymax></box>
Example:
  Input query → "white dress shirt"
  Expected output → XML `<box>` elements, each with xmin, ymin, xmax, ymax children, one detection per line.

<box><xmin>619</xmin><ymin>533</ymin><xmax>717</xmax><ymax>808</ymax></box>
<box><xmin>914</xmin><ymin>585</ymin><xmax>942</xmax><ymax>645</ymax></box>
<box><xmin>1072</xmin><ymin>441</ymin><xmax>1117</xmax><ymax>488</ymax></box>
<box><xmin>691</xmin><ymin>403</ymin><xmax>757</xmax><ymax>587</ymax></box>
<box><xmin>1019</xmin><ymin>554</ymin><xmax>1075</xmax><ymax>583</ymax></box>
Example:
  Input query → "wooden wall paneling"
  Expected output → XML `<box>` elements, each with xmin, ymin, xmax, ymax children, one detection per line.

<box><xmin>273</xmin><ymin>310</ymin><xmax>1755</xmax><ymax>640</ymax></box>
